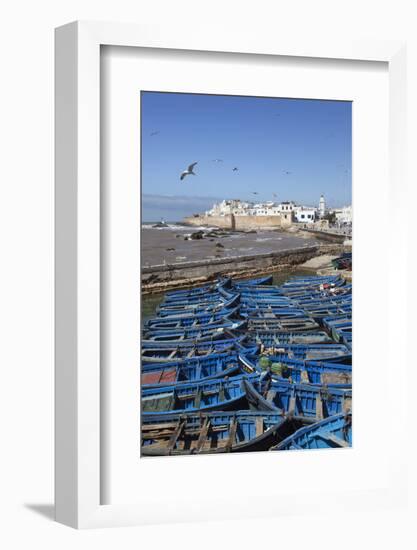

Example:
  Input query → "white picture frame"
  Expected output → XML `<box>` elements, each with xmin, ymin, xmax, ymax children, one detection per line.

<box><xmin>55</xmin><ymin>21</ymin><xmax>407</xmax><ymax>529</ymax></box>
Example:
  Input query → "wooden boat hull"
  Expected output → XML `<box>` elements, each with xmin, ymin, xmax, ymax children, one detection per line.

<box><xmin>258</xmin><ymin>344</ymin><xmax>352</xmax><ymax>363</ymax></box>
<box><xmin>144</xmin><ymin>306</ymin><xmax>239</xmax><ymax>330</ymax></box>
<box><xmin>141</xmin><ymin>351</ymin><xmax>244</xmax><ymax>387</ymax></box>
<box><xmin>156</xmin><ymin>294</ymin><xmax>240</xmax><ymax>316</ymax></box>
<box><xmin>141</xmin><ymin>340</ymin><xmax>258</xmax><ymax>363</ymax></box>
<box><xmin>142</xmin><ymin>320</ymin><xmax>246</xmax><ymax>342</ymax></box>
<box><xmin>141</xmin><ymin>411</ymin><xmax>293</xmax><ymax>455</ymax></box>
<box><xmin>247</xmin><ymin>318</ymin><xmax>320</xmax><ymax>332</ymax></box>
<box><xmin>245</xmin><ymin>331</ymin><xmax>333</xmax><ymax>346</ymax></box>
<box><xmin>295</xmin><ymin>294</ymin><xmax>351</xmax><ymax>308</ymax></box>
<box><xmin>141</xmin><ymin>375</ymin><xmax>253</xmax><ymax>416</ymax></box>
<box><xmin>242</xmin><ymin>378</ymin><xmax>351</xmax><ymax>419</ymax></box>
<box><xmin>165</xmin><ymin>279</ymin><xmax>229</xmax><ymax>299</ymax></box>
<box><xmin>239</xmin><ymin>355</ymin><xmax>352</xmax><ymax>386</ymax></box>
<box><xmin>142</xmin><ymin>331</ymin><xmax>244</xmax><ymax>349</ymax></box>
<box><xmin>243</xmin><ymin>309</ymin><xmax>310</xmax><ymax>319</ymax></box>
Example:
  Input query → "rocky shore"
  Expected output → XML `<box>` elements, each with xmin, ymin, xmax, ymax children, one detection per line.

<box><xmin>141</xmin><ymin>224</ymin><xmax>352</xmax><ymax>294</ymax></box>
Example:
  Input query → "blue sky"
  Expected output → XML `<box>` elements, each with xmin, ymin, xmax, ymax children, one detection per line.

<box><xmin>141</xmin><ymin>92</ymin><xmax>351</xmax><ymax>222</ymax></box>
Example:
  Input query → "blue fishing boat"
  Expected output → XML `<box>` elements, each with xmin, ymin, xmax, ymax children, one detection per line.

<box><xmin>162</xmin><ymin>288</ymin><xmax>238</xmax><ymax>306</ymax></box>
<box><xmin>242</xmin><ymin>308</ymin><xmax>309</xmax><ymax>319</ymax></box>
<box><xmin>144</xmin><ymin>306</ymin><xmax>239</xmax><ymax>330</ymax></box>
<box><xmin>245</xmin><ymin>331</ymin><xmax>334</xmax><ymax>346</ymax></box>
<box><xmin>141</xmin><ymin>375</ymin><xmax>251</xmax><ymax>416</ymax></box>
<box><xmin>141</xmin><ymin>410</ymin><xmax>291</xmax><ymax>455</ymax></box>
<box><xmin>164</xmin><ymin>279</ymin><xmax>229</xmax><ymax>299</ymax></box>
<box><xmin>322</xmin><ymin>314</ymin><xmax>352</xmax><ymax>326</ymax></box>
<box><xmin>239</xmin><ymin>287</ymin><xmax>285</xmax><ymax>296</ymax></box>
<box><xmin>142</xmin><ymin>331</ymin><xmax>243</xmax><ymax>349</ymax></box>
<box><xmin>141</xmin><ymin>351</ymin><xmax>244</xmax><ymax>387</ymax></box>
<box><xmin>305</xmin><ymin>305</ymin><xmax>352</xmax><ymax>320</ymax></box>
<box><xmin>163</xmin><ymin>288</ymin><xmax>218</xmax><ymax>303</ymax></box>
<box><xmin>281</xmin><ymin>279</ymin><xmax>346</xmax><ymax>298</ymax></box>
<box><xmin>268</xmin><ymin>345</ymin><xmax>351</xmax><ymax>363</ymax></box>
<box><xmin>242</xmin><ymin>378</ymin><xmax>352</xmax><ymax>419</ymax></box>
<box><xmin>284</xmin><ymin>288</ymin><xmax>349</xmax><ymax>301</ymax></box>
<box><xmin>322</xmin><ymin>315</ymin><xmax>352</xmax><ymax>342</ymax></box>
<box><xmin>241</xmin><ymin>298</ymin><xmax>295</xmax><ymax>308</ymax></box>
<box><xmin>141</xmin><ymin>338</ymin><xmax>258</xmax><ymax>363</ymax></box>
<box><xmin>246</xmin><ymin>343</ymin><xmax>351</xmax><ymax>363</ymax></box>
<box><xmin>271</xmin><ymin>412</ymin><xmax>352</xmax><ymax>450</ymax></box>
<box><xmin>241</xmin><ymin>301</ymin><xmax>294</xmax><ymax>311</ymax></box>
<box><xmin>247</xmin><ymin>317</ymin><xmax>320</xmax><ymax>332</ymax></box>
<box><xmin>240</xmin><ymin>297</ymin><xmax>293</xmax><ymax>307</ymax></box>
<box><xmin>239</xmin><ymin>354</ymin><xmax>352</xmax><ymax>386</ymax></box>
<box><xmin>295</xmin><ymin>294</ymin><xmax>352</xmax><ymax>307</ymax></box>
<box><xmin>281</xmin><ymin>275</ymin><xmax>343</xmax><ymax>287</ymax></box>
<box><xmin>142</xmin><ymin>319</ymin><xmax>247</xmax><ymax>343</ymax></box>
<box><xmin>233</xmin><ymin>274</ymin><xmax>273</xmax><ymax>286</ymax></box>
<box><xmin>156</xmin><ymin>293</ymin><xmax>240</xmax><ymax>316</ymax></box>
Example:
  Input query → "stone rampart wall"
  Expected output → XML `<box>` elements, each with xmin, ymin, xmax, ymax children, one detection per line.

<box><xmin>183</xmin><ymin>214</ymin><xmax>283</xmax><ymax>230</ymax></box>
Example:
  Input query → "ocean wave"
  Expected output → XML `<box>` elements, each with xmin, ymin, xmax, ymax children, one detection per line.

<box><xmin>141</xmin><ymin>223</ymin><xmax>217</xmax><ymax>232</ymax></box>
<box><xmin>141</xmin><ymin>223</ymin><xmax>185</xmax><ymax>231</ymax></box>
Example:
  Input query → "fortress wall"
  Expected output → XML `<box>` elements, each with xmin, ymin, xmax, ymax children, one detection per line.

<box><xmin>183</xmin><ymin>215</ymin><xmax>234</xmax><ymax>229</ymax></box>
<box><xmin>234</xmin><ymin>215</ymin><xmax>282</xmax><ymax>230</ymax></box>
<box><xmin>183</xmin><ymin>214</ymin><xmax>284</xmax><ymax>230</ymax></box>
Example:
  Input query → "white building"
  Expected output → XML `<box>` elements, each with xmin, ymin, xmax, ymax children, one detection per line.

<box><xmin>207</xmin><ymin>199</ymin><xmax>252</xmax><ymax>216</ymax></box>
<box><xmin>294</xmin><ymin>206</ymin><xmax>317</xmax><ymax>224</ymax></box>
<box><xmin>207</xmin><ymin>199</ymin><xmax>284</xmax><ymax>217</ymax></box>
<box><xmin>206</xmin><ymin>198</ymin><xmax>322</xmax><ymax>224</ymax></box>
<box><xmin>248</xmin><ymin>201</ymin><xmax>282</xmax><ymax>216</ymax></box>
<box><xmin>334</xmin><ymin>205</ymin><xmax>352</xmax><ymax>224</ymax></box>
<box><xmin>277</xmin><ymin>201</ymin><xmax>296</xmax><ymax>213</ymax></box>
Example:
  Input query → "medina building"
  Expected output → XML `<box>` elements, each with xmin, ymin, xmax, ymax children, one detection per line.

<box><xmin>294</xmin><ymin>206</ymin><xmax>317</xmax><ymax>224</ymax></box>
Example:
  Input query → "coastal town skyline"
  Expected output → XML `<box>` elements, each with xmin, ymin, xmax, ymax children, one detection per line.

<box><xmin>141</xmin><ymin>91</ymin><xmax>352</xmax><ymax>222</ymax></box>
<box><xmin>142</xmin><ymin>193</ymin><xmax>351</xmax><ymax>223</ymax></box>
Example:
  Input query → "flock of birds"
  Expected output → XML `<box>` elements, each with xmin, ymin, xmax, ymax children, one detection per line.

<box><xmin>180</xmin><ymin>160</ymin><xmax>241</xmax><ymax>181</ymax></box>
<box><xmin>150</xmin><ymin>129</ymin><xmax>293</xmax><ymax>184</ymax></box>
<box><xmin>179</xmin><ymin>159</ymin><xmax>291</xmax><ymax>182</ymax></box>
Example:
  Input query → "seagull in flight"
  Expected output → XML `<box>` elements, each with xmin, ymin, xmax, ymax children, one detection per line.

<box><xmin>212</xmin><ymin>159</ymin><xmax>223</xmax><ymax>163</ymax></box>
<box><xmin>232</xmin><ymin>167</ymin><xmax>239</xmax><ymax>172</ymax></box>
<box><xmin>180</xmin><ymin>162</ymin><xmax>198</xmax><ymax>181</ymax></box>
<box><xmin>252</xmin><ymin>192</ymin><xmax>258</xmax><ymax>195</ymax></box>
<box><xmin>283</xmin><ymin>170</ymin><xmax>291</xmax><ymax>175</ymax></box>
<box><xmin>150</xmin><ymin>130</ymin><xmax>160</xmax><ymax>136</ymax></box>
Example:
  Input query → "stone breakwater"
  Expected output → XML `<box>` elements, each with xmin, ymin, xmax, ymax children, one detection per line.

<box><xmin>142</xmin><ymin>243</ymin><xmax>344</xmax><ymax>294</ymax></box>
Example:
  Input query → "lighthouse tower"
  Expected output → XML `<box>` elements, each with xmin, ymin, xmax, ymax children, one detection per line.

<box><xmin>319</xmin><ymin>194</ymin><xmax>326</xmax><ymax>218</ymax></box>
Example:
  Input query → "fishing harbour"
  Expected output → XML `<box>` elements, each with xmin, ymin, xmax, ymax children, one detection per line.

<box><xmin>141</xmin><ymin>256</ymin><xmax>352</xmax><ymax>456</ymax></box>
